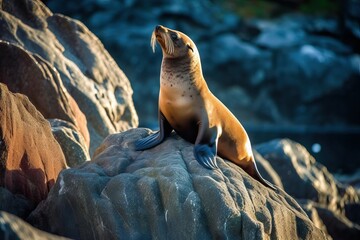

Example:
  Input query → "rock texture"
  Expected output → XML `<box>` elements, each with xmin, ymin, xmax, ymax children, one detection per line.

<box><xmin>0</xmin><ymin>0</ymin><xmax>138</xmax><ymax>154</ymax></box>
<box><xmin>0</xmin><ymin>211</ymin><xmax>69</xmax><ymax>240</ymax></box>
<box><xmin>50</xmin><ymin>119</ymin><xmax>90</xmax><ymax>168</ymax></box>
<box><xmin>28</xmin><ymin>128</ymin><xmax>328</xmax><ymax>240</ymax></box>
<box><xmin>0</xmin><ymin>41</ymin><xmax>90</xmax><ymax>151</ymax></box>
<box><xmin>0</xmin><ymin>83</ymin><xmax>67</xmax><ymax>205</ymax></box>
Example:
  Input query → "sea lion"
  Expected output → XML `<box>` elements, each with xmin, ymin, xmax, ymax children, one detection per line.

<box><xmin>135</xmin><ymin>25</ymin><xmax>275</xmax><ymax>190</ymax></box>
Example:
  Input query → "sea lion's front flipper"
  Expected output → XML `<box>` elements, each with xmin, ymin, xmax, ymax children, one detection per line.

<box><xmin>135</xmin><ymin>111</ymin><xmax>172</xmax><ymax>150</ymax></box>
<box><xmin>194</xmin><ymin>125</ymin><xmax>219</xmax><ymax>169</ymax></box>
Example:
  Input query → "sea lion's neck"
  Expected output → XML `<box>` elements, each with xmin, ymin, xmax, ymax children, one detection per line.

<box><xmin>160</xmin><ymin>56</ymin><xmax>208</xmax><ymax>92</ymax></box>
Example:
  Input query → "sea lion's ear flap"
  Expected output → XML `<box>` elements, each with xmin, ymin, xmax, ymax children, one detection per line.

<box><xmin>187</xmin><ymin>43</ymin><xmax>194</xmax><ymax>52</ymax></box>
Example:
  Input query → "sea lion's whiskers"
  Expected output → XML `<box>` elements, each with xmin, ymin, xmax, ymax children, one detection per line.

<box><xmin>151</xmin><ymin>29</ymin><xmax>174</xmax><ymax>55</ymax></box>
<box><xmin>151</xmin><ymin>31</ymin><xmax>156</xmax><ymax>53</ymax></box>
<box><xmin>163</xmin><ymin>32</ymin><xmax>174</xmax><ymax>55</ymax></box>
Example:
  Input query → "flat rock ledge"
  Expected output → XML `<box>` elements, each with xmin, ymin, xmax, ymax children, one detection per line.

<box><xmin>28</xmin><ymin>128</ymin><xmax>328</xmax><ymax>240</ymax></box>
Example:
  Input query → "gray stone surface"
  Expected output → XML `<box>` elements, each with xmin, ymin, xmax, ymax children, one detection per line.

<box><xmin>28</xmin><ymin>128</ymin><xmax>328</xmax><ymax>240</ymax></box>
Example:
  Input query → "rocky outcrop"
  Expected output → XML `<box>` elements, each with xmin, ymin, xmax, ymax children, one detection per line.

<box><xmin>0</xmin><ymin>0</ymin><xmax>138</xmax><ymax>154</ymax></box>
<box><xmin>256</xmin><ymin>139</ymin><xmax>358</xmax><ymax>212</ymax></box>
<box><xmin>0</xmin><ymin>211</ymin><xmax>69</xmax><ymax>240</ymax></box>
<box><xmin>255</xmin><ymin>139</ymin><xmax>360</xmax><ymax>240</ymax></box>
<box><xmin>28</xmin><ymin>128</ymin><xmax>328</xmax><ymax>240</ymax></box>
<box><xmin>0</xmin><ymin>84</ymin><xmax>67</xmax><ymax>205</ymax></box>
<box><xmin>0</xmin><ymin>41</ymin><xmax>90</xmax><ymax>152</ymax></box>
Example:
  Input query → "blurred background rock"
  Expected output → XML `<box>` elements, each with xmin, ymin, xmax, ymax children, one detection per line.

<box><xmin>43</xmin><ymin>0</ymin><xmax>359</xmax><ymax>176</ymax></box>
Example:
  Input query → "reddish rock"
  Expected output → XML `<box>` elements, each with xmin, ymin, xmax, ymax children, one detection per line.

<box><xmin>0</xmin><ymin>41</ymin><xmax>90</xmax><ymax>150</ymax></box>
<box><xmin>0</xmin><ymin>83</ymin><xmax>67</xmax><ymax>204</ymax></box>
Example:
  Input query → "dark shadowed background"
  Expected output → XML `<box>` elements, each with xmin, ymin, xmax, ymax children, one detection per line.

<box><xmin>43</xmin><ymin>0</ymin><xmax>359</xmax><ymax>175</ymax></box>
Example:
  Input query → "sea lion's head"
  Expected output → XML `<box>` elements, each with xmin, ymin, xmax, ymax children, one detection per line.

<box><xmin>151</xmin><ymin>25</ymin><xmax>197</xmax><ymax>59</ymax></box>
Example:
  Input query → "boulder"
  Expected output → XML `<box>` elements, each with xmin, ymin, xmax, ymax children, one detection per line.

<box><xmin>255</xmin><ymin>139</ymin><xmax>359</xmax><ymax>212</ymax></box>
<box><xmin>0</xmin><ymin>211</ymin><xmax>69</xmax><ymax>240</ymax></box>
<box><xmin>0</xmin><ymin>83</ymin><xmax>67</xmax><ymax>205</ymax></box>
<box><xmin>28</xmin><ymin>128</ymin><xmax>328</xmax><ymax>240</ymax></box>
<box><xmin>0</xmin><ymin>0</ymin><xmax>138</xmax><ymax>154</ymax></box>
<box><xmin>49</xmin><ymin>119</ymin><xmax>90</xmax><ymax>168</ymax></box>
<box><xmin>0</xmin><ymin>41</ymin><xmax>90</xmax><ymax>152</ymax></box>
<box><xmin>299</xmin><ymin>199</ymin><xmax>360</xmax><ymax>240</ymax></box>
<box><xmin>255</xmin><ymin>138</ymin><xmax>360</xmax><ymax>239</ymax></box>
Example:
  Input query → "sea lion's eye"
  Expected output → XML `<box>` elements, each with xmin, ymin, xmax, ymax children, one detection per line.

<box><xmin>170</xmin><ymin>33</ymin><xmax>178</xmax><ymax>41</ymax></box>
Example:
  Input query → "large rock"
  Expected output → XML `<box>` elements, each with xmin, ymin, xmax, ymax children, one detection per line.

<box><xmin>255</xmin><ymin>139</ymin><xmax>360</xmax><ymax>239</ymax></box>
<box><xmin>0</xmin><ymin>211</ymin><xmax>69</xmax><ymax>240</ymax></box>
<box><xmin>0</xmin><ymin>41</ymin><xmax>90</xmax><ymax>151</ymax></box>
<box><xmin>255</xmin><ymin>139</ymin><xmax>359</xmax><ymax>212</ymax></box>
<box><xmin>0</xmin><ymin>83</ymin><xmax>67</xmax><ymax>205</ymax></box>
<box><xmin>0</xmin><ymin>0</ymin><xmax>138</xmax><ymax>154</ymax></box>
<box><xmin>28</xmin><ymin>128</ymin><xmax>328</xmax><ymax>240</ymax></box>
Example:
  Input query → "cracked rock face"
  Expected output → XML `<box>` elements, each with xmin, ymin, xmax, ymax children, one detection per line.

<box><xmin>28</xmin><ymin>128</ymin><xmax>327</xmax><ymax>240</ymax></box>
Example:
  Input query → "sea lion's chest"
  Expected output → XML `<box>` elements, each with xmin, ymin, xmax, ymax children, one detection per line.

<box><xmin>159</xmin><ymin>77</ymin><xmax>201</xmax><ymax>142</ymax></box>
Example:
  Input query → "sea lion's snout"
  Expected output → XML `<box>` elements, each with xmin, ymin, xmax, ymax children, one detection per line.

<box><xmin>151</xmin><ymin>25</ymin><xmax>165</xmax><ymax>53</ymax></box>
<box><xmin>154</xmin><ymin>25</ymin><xmax>167</xmax><ymax>37</ymax></box>
<box><xmin>155</xmin><ymin>25</ymin><xmax>165</xmax><ymax>32</ymax></box>
<box><xmin>151</xmin><ymin>25</ymin><xmax>175</xmax><ymax>54</ymax></box>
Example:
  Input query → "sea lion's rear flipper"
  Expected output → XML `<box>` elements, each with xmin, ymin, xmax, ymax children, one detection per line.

<box><xmin>194</xmin><ymin>125</ymin><xmax>219</xmax><ymax>169</ymax></box>
<box><xmin>134</xmin><ymin>111</ymin><xmax>172</xmax><ymax>150</ymax></box>
<box><xmin>251</xmin><ymin>162</ymin><xmax>277</xmax><ymax>191</ymax></box>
